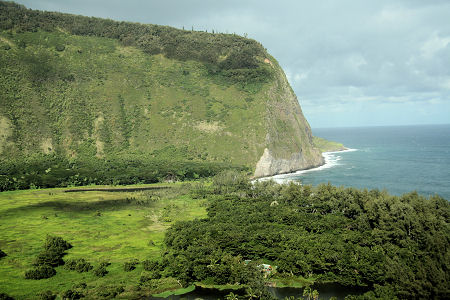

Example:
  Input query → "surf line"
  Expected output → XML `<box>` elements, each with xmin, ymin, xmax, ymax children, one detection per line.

<box><xmin>255</xmin><ymin>148</ymin><xmax>358</xmax><ymax>184</ymax></box>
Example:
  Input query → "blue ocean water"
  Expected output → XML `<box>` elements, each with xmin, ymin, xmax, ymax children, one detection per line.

<box><xmin>275</xmin><ymin>124</ymin><xmax>450</xmax><ymax>200</ymax></box>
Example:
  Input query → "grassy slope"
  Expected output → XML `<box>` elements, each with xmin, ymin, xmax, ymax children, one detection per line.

<box><xmin>0</xmin><ymin>29</ymin><xmax>268</xmax><ymax>168</ymax></box>
<box><xmin>313</xmin><ymin>136</ymin><xmax>347</xmax><ymax>153</ymax></box>
<box><xmin>0</xmin><ymin>183</ymin><xmax>207</xmax><ymax>298</ymax></box>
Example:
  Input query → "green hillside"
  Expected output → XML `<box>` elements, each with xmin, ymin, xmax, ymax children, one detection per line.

<box><xmin>0</xmin><ymin>1</ymin><xmax>323</xmax><ymax>189</ymax></box>
<box><xmin>313</xmin><ymin>136</ymin><xmax>347</xmax><ymax>152</ymax></box>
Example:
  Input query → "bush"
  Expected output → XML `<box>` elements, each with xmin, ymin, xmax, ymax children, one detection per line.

<box><xmin>0</xmin><ymin>293</ymin><xmax>14</xmax><ymax>300</ymax></box>
<box><xmin>123</xmin><ymin>259</ymin><xmax>139</xmax><ymax>272</ymax></box>
<box><xmin>72</xmin><ymin>282</ymin><xmax>87</xmax><ymax>289</ymax></box>
<box><xmin>93</xmin><ymin>265</ymin><xmax>108</xmax><ymax>277</ymax></box>
<box><xmin>212</xmin><ymin>170</ymin><xmax>249</xmax><ymax>194</ymax></box>
<box><xmin>64</xmin><ymin>258</ymin><xmax>93</xmax><ymax>273</ymax></box>
<box><xmin>61</xmin><ymin>289</ymin><xmax>83</xmax><ymax>300</ymax></box>
<box><xmin>33</xmin><ymin>249</ymin><xmax>64</xmax><ymax>267</ymax></box>
<box><xmin>55</xmin><ymin>45</ymin><xmax>65</xmax><ymax>51</ymax></box>
<box><xmin>44</xmin><ymin>236</ymin><xmax>72</xmax><ymax>254</ymax></box>
<box><xmin>37</xmin><ymin>290</ymin><xmax>56</xmax><ymax>300</ymax></box>
<box><xmin>99</xmin><ymin>261</ymin><xmax>111</xmax><ymax>267</ymax></box>
<box><xmin>142</xmin><ymin>259</ymin><xmax>162</xmax><ymax>271</ymax></box>
<box><xmin>25</xmin><ymin>265</ymin><xmax>56</xmax><ymax>279</ymax></box>
<box><xmin>26</xmin><ymin>236</ymin><xmax>72</xmax><ymax>279</ymax></box>
<box><xmin>93</xmin><ymin>286</ymin><xmax>124</xmax><ymax>298</ymax></box>
<box><xmin>148</xmin><ymin>270</ymin><xmax>161</xmax><ymax>280</ymax></box>
<box><xmin>139</xmin><ymin>274</ymin><xmax>150</xmax><ymax>285</ymax></box>
<box><xmin>75</xmin><ymin>259</ymin><xmax>92</xmax><ymax>272</ymax></box>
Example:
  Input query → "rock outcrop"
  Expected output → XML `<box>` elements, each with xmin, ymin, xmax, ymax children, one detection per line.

<box><xmin>254</xmin><ymin>58</ymin><xmax>324</xmax><ymax>178</ymax></box>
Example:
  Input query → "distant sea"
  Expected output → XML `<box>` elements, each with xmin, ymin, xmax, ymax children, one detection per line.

<box><xmin>272</xmin><ymin>124</ymin><xmax>450</xmax><ymax>200</ymax></box>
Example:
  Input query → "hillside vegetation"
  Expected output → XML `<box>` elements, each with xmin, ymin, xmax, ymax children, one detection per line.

<box><xmin>165</xmin><ymin>175</ymin><xmax>450</xmax><ymax>299</ymax></box>
<box><xmin>313</xmin><ymin>136</ymin><xmax>347</xmax><ymax>152</ymax></box>
<box><xmin>0</xmin><ymin>176</ymin><xmax>448</xmax><ymax>299</ymax></box>
<box><xmin>0</xmin><ymin>1</ymin><xmax>323</xmax><ymax>190</ymax></box>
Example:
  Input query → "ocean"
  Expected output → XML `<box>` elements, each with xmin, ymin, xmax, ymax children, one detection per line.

<box><xmin>272</xmin><ymin>124</ymin><xmax>450</xmax><ymax>200</ymax></box>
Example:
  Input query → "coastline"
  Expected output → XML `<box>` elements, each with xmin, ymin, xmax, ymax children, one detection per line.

<box><xmin>254</xmin><ymin>148</ymin><xmax>357</xmax><ymax>183</ymax></box>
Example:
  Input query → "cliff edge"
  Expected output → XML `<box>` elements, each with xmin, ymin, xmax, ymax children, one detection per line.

<box><xmin>0</xmin><ymin>1</ymin><xmax>324</xmax><ymax>178</ymax></box>
<box><xmin>253</xmin><ymin>58</ymin><xmax>324</xmax><ymax>177</ymax></box>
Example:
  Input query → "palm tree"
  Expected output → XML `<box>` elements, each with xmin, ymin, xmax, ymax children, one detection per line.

<box><xmin>225</xmin><ymin>292</ymin><xmax>239</xmax><ymax>300</ymax></box>
<box><xmin>246</xmin><ymin>287</ymin><xmax>258</xmax><ymax>299</ymax></box>
<box><xmin>303</xmin><ymin>286</ymin><xmax>312</xmax><ymax>300</ymax></box>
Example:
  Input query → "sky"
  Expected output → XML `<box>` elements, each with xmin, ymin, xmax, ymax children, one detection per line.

<box><xmin>13</xmin><ymin>0</ymin><xmax>450</xmax><ymax>128</ymax></box>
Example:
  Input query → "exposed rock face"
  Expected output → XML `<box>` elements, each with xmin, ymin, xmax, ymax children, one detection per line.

<box><xmin>254</xmin><ymin>147</ymin><xmax>323</xmax><ymax>178</ymax></box>
<box><xmin>254</xmin><ymin>57</ymin><xmax>324</xmax><ymax>178</ymax></box>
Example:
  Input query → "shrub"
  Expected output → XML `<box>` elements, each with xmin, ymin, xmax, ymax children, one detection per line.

<box><xmin>33</xmin><ymin>249</ymin><xmax>64</xmax><ymax>267</ymax></box>
<box><xmin>26</xmin><ymin>236</ymin><xmax>72</xmax><ymax>279</ymax></box>
<box><xmin>93</xmin><ymin>286</ymin><xmax>124</xmax><ymax>298</ymax></box>
<box><xmin>25</xmin><ymin>265</ymin><xmax>56</xmax><ymax>279</ymax></box>
<box><xmin>139</xmin><ymin>270</ymin><xmax>161</xmax><ymax>283</ymax></box>
<box><xmin>61</xmin><ymin>289</ymin><xmax>83</xmax><ymax>300</ymax></box>
<box><xmin>44</xmin><ymin>236</ymin><xmax>72</xmax><ymax>254</ymax></box>
<box><xmin>148</xmin><ymin>270</ymin><xmax>161</xmax><ymax>280</ymax></box>
<box><xmin>99</xmin><ymin>261</ymin><xmax>111</xmax><ymax>267</ymax></box>
<box><xmin>123</xmin><ymin>259</ymin><xmax>139</xmax><ymax>272</ymax></box>
<box><xmin>55</xmin><ymin>45</ymin><xmax>65</xmax><ymax>51</ymax></box>
<box><xmin>139</xmin><ymin>274</ymin><xmax>152</xmax><ymax>284</ymax></box>
<box><xmin>64</xmin><ymin>259</ymin><xmax>78</xmax><ymax>270</ymax></box>
<box><xmin>37</xmin><ymin>290</ymin><xmax>56</xmax><ymax>300</ymax></box>
<box><xmin>93</xmin><ymin>265</ymin><xmax>108</xmax><ymax>277</ymax></box>
<box><xmin>142</xmin><ymin>259</ymin><xmax>161</xmax><ymax>271</ymax></box>
<box><xmin>0</xmin><ymin>293</ymin><xmax>14</xmax><ymax>300</ymax></box>
<box><xmin>72</xmin><ymin>283</ymin><xmax>87</xmax><ymax>289</ymax></box>
<box><xmin>212</xmin><ymin>170</ymin><xmax>250</xmax><ymax>194</ymax></box>
<box><xmin>64</xmin><ymin>258</ymin><xmax>93</xmax><ymax>272</ymax></box>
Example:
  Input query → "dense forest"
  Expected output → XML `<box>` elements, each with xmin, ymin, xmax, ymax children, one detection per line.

<box><xmin>162</xmin><ymin>172</ymin><xmax>449</xmax><ymax>299</ymax></box>
<box><xmin>0</xmin><ymin>149</ymin><xmax>243</xmax><ymax>191</ymax></box>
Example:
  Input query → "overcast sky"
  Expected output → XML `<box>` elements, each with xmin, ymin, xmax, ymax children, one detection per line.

<box><xmin>14</xmin><ymin>0</ymin><xmax>450</xmax><ymax>128</ymax></box>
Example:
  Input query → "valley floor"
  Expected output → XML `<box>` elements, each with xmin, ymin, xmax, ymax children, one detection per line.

<box><xmin>0</xmin><ymin>183</ymin><xmax>206</xmax><ymax>299</ymax></box>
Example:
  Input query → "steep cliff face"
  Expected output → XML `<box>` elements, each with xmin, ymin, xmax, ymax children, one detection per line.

<box><xmin>0</xmin><ymin>1</ymin><xmax>323</xmax><ymax>177</ymax></box>
<box><xmin>254</xmin><ymin>58</ymin><xmax>324</xmax><ymax>177</ymax></box>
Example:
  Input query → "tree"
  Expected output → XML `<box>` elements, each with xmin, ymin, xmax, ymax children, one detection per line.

<box><xmin>225</xmin><ymin>292</ymin><xmax>239</xmax><ymax>300</ymax></box>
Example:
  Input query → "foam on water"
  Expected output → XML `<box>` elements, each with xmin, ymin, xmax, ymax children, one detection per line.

<box><xmin>255</xmin><ymin>149</ymin><xmax>358</xmax><ymax>184</ymax></box>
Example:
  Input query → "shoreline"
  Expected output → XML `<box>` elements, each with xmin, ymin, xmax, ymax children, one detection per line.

<box><xmin>254</xmin><ymin>148</ymin><xmax>357</xmax><ymax>183</ymax></box>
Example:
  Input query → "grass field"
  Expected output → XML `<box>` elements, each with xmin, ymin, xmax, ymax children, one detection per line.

<box><xmin>0</xmin><ymin>183</ymin><xmax>208</xmax><ymax>299</ymax></box>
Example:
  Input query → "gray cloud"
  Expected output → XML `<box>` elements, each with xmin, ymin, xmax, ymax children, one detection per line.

<box><xmin>14</xmin><ymin>0</ymin><xmax>450</xmax><ymax>127</ymax></box>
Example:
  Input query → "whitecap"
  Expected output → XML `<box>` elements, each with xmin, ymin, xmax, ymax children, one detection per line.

<box><xmin>255</xmin><ymin>148</ymin><xmax>358</xmax><ymax>184</ymax></box>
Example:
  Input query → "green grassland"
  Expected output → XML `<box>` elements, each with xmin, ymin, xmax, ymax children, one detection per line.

<box><xmin>0</xmin><ymin>183</ymin><xmax>207</xmax><ymax>298</ymax></box>
<box><xmin>312</xmin><ymin>136</ymin><xmax>347</xmax><ymax>153</ymax></box>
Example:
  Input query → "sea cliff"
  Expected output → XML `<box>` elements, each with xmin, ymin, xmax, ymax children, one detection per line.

<box><xmin>0</xmin><ymin>0</ymin><xmax>323</xmax><ymax>178</ymax></box>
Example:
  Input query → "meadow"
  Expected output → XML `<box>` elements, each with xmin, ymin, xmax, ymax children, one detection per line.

<box><xmin>0</xmin><ymin>182</ymin><xmax>207</xmax><ymax>298</ymax></box>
